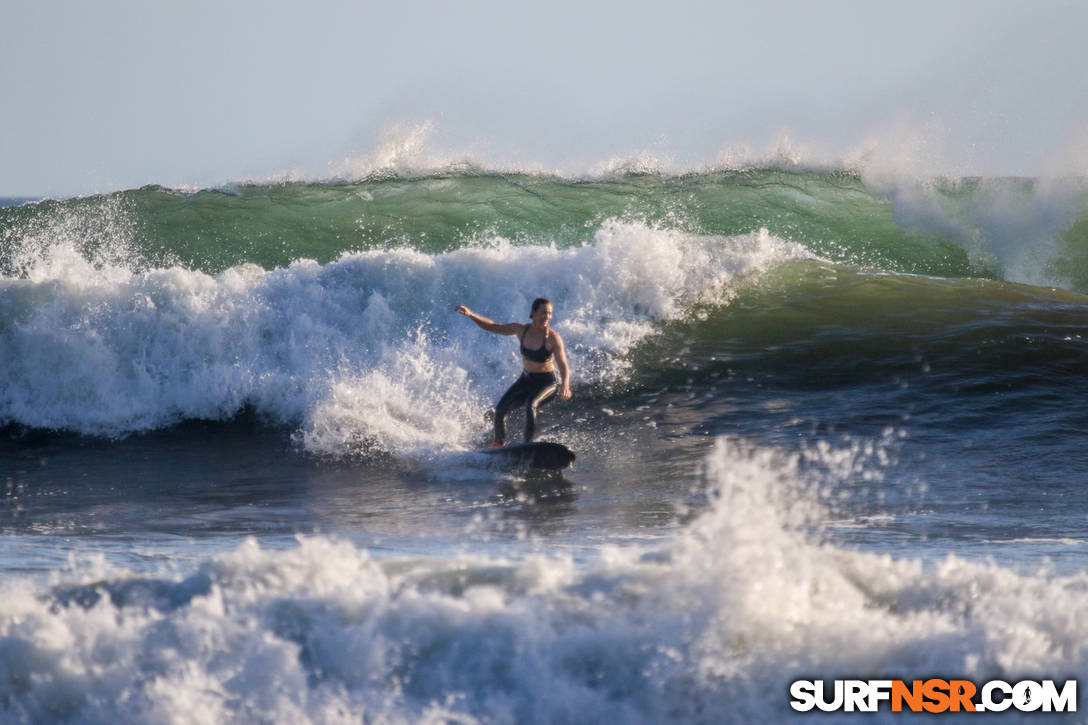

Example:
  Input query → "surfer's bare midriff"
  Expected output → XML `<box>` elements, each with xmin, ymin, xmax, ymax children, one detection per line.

<box><xmin>522</xmin><ymin>358</ymin><xmax>555</xmax><ymax>373</ymax></box>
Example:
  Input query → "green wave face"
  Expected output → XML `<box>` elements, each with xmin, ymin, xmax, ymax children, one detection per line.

<box><xmin>4</xmin><ymin>168</ymin><xmax>1088</xmax><ymax>290</ymax></box>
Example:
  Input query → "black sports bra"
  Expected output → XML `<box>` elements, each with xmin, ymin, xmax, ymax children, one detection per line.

<box><xmin>520</xmin><ymin>325</ymin><xmax>553</xmax><ymax>363</ymax></box>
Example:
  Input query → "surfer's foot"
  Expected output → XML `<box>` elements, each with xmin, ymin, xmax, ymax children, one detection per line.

<box><xmin>491</xmin><ymin>440</ymin><xmax>506</xmax><ymax>447</ymax></box>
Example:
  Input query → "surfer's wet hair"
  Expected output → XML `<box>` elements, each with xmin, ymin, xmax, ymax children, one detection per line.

<box><xmin>531</xmin><ymin>297</ymin><xmax>552</xmax><ymax>314</ymax></box>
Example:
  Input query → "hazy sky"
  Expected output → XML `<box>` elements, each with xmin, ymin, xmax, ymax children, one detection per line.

<box><xmin>3</xmin><ymin>0</ymin><xmax>1087</xmax><ymax>197</ymax></box>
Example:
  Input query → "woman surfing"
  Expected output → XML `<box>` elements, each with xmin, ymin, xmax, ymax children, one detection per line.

<box><xmin>455</xmin><ymin>298</ymin><xmax>572</xmax><ymax>446</ymax></box>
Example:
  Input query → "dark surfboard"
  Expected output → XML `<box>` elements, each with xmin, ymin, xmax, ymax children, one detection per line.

<box><xmin>478</xmin><ymin>441</ymin><xmax>576</xmax><ymax>470</ymax></box>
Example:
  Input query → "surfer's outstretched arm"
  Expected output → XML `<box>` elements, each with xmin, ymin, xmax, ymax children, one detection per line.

<box><xmin>455</xmin><ymin>305</ymin><xmax>523</xmax><ymax>336</ymax></box>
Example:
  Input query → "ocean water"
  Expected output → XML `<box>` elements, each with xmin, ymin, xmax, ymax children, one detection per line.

<box><xmin>2</xmin><ymin>165</ymin><xmax>1088</xmax><ymax>723</ymax></box>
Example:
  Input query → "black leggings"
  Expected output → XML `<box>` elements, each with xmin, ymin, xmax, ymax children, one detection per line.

<box><xmin>494</xmin><ymin>371</ymin><xmax>558</xmax><ymax>443</ymax></box>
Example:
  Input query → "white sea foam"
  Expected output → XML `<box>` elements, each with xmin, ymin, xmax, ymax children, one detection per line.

<box><xmin>1</xmin><ymin>195</ymin><xmax>151</xmax><ymax>283</ymax></box>
<box><xmin>0</xmin><ymin>219</ymin><xmax>808</xmax><ymax>453</ymax></box>
<box><xmin>857</xmin><ymin>171</ymin><xmax>1088</xmax><ymax>287</ymax></box>
<box><xmin>1</xmin><ymin>437</ymin><xmax>1085</xmax><ymax>723</ymax></box>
